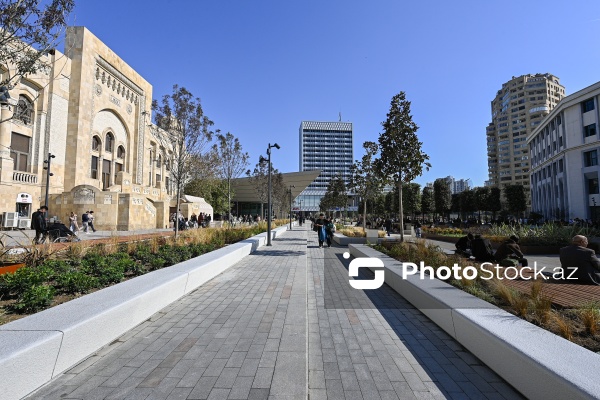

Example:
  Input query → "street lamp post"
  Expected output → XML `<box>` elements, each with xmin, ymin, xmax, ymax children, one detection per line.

<box><xmin>289</xmin><ymin>185</ymin><xmax>295</xmax><ymax>230</ymax></box>
<box><xmin>43</xmin><ymin>153</ymin><xmax>55</xmax><ymax>211</ymax></box>
<box><xmin>266</xmin><ymin>143</ymin><xmax>280</xmax><ymax>246</ymax></box>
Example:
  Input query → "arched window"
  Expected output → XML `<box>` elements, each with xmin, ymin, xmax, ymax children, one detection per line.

<box><xmin>92</xmin><ymin>135</ymin><xmax>101</xmax><ymax>151</ymax></box>
<box><xmin>105</xmin><ymin>132</ymin><xmax>114</xmax><ymax>152</ymax></box>
<box><xmin>15</xmin><ymin>95</ymin><xmax>33</xmax><ymax>124</ymax></box>
<box><xmin>117</xmin><ymin>145</ymin><xmax>125</xmax><ymax>159</ymax></box>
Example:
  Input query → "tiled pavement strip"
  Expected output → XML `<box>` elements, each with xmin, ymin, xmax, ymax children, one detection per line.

<box><xmin>26</xmin><ymin>226</ymin><xmax>523</xmax><ymax>400</ymax></box>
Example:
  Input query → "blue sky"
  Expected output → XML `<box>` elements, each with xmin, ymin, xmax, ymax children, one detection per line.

<box><xmin>72</xmin><ymin>0</ymin><xmax>600</xmax><ymax>188</ymax></box>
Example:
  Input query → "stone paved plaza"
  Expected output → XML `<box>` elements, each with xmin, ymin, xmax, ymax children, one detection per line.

<box><xmin>26</xmin><ymin>226</ymin><xmax>523</xmax><ymax>399</ymax></box>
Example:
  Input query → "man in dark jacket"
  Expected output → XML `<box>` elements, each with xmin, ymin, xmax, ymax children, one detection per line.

<box><xmin>384</xmin><ymin>218</ymin><xmax>393</xmax><ymax>237</ymax></box>
<box><xmin>560</xmin><ymin>235</ymin><xmax>600</xmax><ymax>285</ymax></box>
<box><xmin>455</xmin><ymin>233</ymin><xmax>474</xmax><ymax>257</ymax></box>
<box><xmin>33</xmin><ymin>206</ymin><xmax>48</xmax><ymax>244</ymax></box>
<box><xmin>470</xmin><ymin>235</ymin><xmax>496</xmax><ymax>262</ymax></box>
<box><xmin>495</xmin><ymin>235</ymin><xmax>528</xmax><ymax>266</ymax></box>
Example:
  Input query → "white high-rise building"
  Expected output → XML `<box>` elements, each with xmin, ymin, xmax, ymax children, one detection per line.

<box><xmin>529</xmin><ymin>80</ymin><xmax>600</xmax><ymax>221</ymax></box>
<box><xmin>297</xmin><ymin>121</ymin><xmax>353</xmax><ymax>212</ymax></box>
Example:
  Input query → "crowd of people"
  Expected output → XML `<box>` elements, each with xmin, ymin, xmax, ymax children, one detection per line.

<box><xmin>170</xmin><ymin>211</ymin><xmax>212</xmax><ymax>231</ymax></box>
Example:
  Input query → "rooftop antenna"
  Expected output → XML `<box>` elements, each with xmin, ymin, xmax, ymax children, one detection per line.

<box><xmin>339</xmin><ymin>112</ymin><xmax>342</xmax><ymax>122</ymax></box>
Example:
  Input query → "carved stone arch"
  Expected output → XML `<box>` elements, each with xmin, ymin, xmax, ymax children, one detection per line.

<box><xmin>92</xmin><ymin>109</ymin><xmax>131</xmax><ymax>171</ymax></box>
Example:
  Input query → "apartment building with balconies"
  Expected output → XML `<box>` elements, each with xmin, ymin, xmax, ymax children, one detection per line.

<box><xmin>486</xmin><ymin>73</ymin><xmax>565</xmax><ymax>207</ymax></box>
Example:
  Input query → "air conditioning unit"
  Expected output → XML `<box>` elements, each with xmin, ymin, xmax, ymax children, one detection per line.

<box><xmin>3</xmin><ymin>212</ymin><xmax>18</xmax><ymax>228</ymax></box>
<box><xmin>18</xmin><ymin>219</ymin><xmax>31</xmax><ymax>229</ymax></box>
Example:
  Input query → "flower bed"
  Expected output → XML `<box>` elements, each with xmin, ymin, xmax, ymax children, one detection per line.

<box><xmin>0</xmin><ymin>224</ymin><xmax>275</xmax><ymax>325</ymax></box>
<box><xmin>337</xmin><ymin>227</ymin><xmax>385</xmax><ymax>238</ymax></box>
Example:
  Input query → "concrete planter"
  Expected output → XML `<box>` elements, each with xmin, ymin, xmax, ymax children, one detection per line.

<box><xmin>348</xmin><ymin>244</ymin><xmax>600</xmax><ymax>400</ymax></box>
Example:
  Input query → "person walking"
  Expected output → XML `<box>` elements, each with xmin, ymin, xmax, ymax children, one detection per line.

<box><xmin>87</xmin><ymin>210</ymin><xmax>97</xmax><ymax>232</ymax></box>
<box><xmin>81</xmin><ymin>211</ymin><xmax>89</xmax><ymax>233</ymax></box>
<box><xmin>33</xmin><ymin>206</ymin><xmax>48</xmax><ymax>244</ymax></box>
<box><xmin>324</xmin><ymin>217</ymin><xmax>335</xmax><ymax>248</ymax></box>
<box><xmin>68</xmin><ymin>212</ymin><xmax>79</xmax><ymax>235</ymax></box>
<box><xmin>314</xmin><ymin>213</ymin><xmax>328</xmax><ymax>248</ymax></box>
<box><xmin>384</xmin><ymin>217</ymin><xmax>393</xmax><ymax>237</ymax></box>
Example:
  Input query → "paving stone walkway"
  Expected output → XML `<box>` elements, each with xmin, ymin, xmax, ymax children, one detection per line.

<box><xmin>26</xmin><ymin>226</ymin><xmax>523</xmax><ymax>400</ymax></box>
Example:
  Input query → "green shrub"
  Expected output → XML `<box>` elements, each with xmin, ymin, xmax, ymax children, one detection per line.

<box><xmin>97</xmin><ymin>265</ymin><xmax>125</xmax><ymax>286</ymax></box>
<box><xmin>149</xmin><ymin>257</ymin><xmax>166</xmax><ymax>271</ymax></box>
<box><xmin>56</xmin><ymin>272</ymin><xmax>98</xmax><ymax>294</ymax></box>
<box><xmin>486</xmin><ymin>223</ymin><xmax>600</xmax><ymax>246</ymax></box>
<box><xmin>189</xmin><ymin>243</ymin><xmax>215</xmax><ymax>257</ymax></box>
<box><xmin>11</xmin><ymin>285</ymin><xmax>55</xmax><ymax>313</ymax></box>
<box><xmin>0</xmin><ymin>265</ymin><xmax>54</xmax><ymax>298</ymax></box>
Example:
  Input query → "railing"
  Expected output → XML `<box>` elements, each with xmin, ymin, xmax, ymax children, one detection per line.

<box><xmin>12</xmin><ymin>171</ymin><xmax>38</xmax><ymax>184</ymax></box>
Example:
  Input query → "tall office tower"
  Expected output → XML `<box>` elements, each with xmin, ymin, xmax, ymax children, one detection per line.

<box><xmin>297</xmin><ymin>121</ymin><xmax>353</xmax><ymax>212</ymax></box>
<box><xmin>486</xmin><ymin>73</ymin><xmax>565</xmax><ymax>206</ymax></box>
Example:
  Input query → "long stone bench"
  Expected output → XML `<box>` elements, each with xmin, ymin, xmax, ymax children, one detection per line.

<box><xmin>348</xmin><ymin>244</ymin><xmax>600</xmax><ymax>400</ymax></box>
<box><xmin>0</xmin><ymin>225</ymin><xmax>290</xmax><ymax>400</ymax></box>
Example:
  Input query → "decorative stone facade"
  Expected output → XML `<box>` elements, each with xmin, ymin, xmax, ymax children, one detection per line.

<box><xmin>0</xmin><ymin>27</ymin><xmax>209</xmax><ymax>230</ymax></box>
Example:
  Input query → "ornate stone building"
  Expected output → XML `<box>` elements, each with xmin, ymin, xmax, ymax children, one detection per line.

<box><xmin>0</xmin><ymin>27</ymin><xmax>211</xmax><ymax>230</ymax></box>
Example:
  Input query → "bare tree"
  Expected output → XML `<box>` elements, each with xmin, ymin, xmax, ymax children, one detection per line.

<box><xmin>212</xmin><ymin>132</ymin><xmax>249</xmax><ymax>220</ymax></box>
<box><xmin>246</xmin><ymin>157</ymin><xmax>281</xmax><ymax>219</ymax></box>
<box><xmin>151</xmin><ymin>85</ymin><xmax>214</xmax><ymax>237</ymax></box>
<box><xmin>0</xmin><ymin>0</ymin><xmax>75</xmax><ymax>118</ymax></box>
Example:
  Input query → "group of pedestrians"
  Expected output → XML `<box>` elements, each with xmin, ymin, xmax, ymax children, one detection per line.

<box><xmin>312</xmin><ymin>213</ymin><xmax>335</xmax><ymax>248</ymax></box>
<box><xmin>67</xmin><ymin>210</ymin><xmax>97</xmax><ymax>235</ymax></box>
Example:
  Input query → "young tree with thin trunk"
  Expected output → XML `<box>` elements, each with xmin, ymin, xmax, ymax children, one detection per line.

<box><xmin>375</xmin><ymin>92</ymin><xmax>431</xmax><ymax>241</ymax></box>
<box><xmin>246</xmin><ymin>158</ymin><xmax>280</xmax><ymax>219</ymax></box>
<box><xmin>152</xmin><ymin>85</ymin><xmax>214</xmax><ymax>238</ymax></box>
<box><xmin>212</xmin><ymin>132</ymin><xmax>249</xmax><ymax>221</ymax></box>
<box><xmin>349</xmin><ymin>141</ymin><xmax>383</xmax><ymax>231</ymax></box>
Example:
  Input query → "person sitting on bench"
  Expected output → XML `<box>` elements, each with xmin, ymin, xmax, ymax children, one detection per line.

<box><xmin>455</xmin><ymin>233</ymin><xmax>474</xmax><ymax>257</ymax></box>
<box><xmin>495</xmin><ymin>235</ymin><xmax>528</xmax><ymax>267</ymax></box>
<box><xmin>470</xmin><ymin>234</ymin><xmax>496</xmax><ymax>263</ymax></box>
<box><xmin>559</xmin><ymin>235</ymin><xmax>600</xmax><ymax>285</ymax></box>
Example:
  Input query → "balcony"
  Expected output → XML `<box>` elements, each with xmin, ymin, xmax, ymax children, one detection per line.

<box><xmin>13</xmin><ymin>171</ymin><xmax>38</xmax><ymax>184</ymax></box>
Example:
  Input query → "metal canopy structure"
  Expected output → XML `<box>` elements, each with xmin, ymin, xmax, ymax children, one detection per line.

<box><xmin>230</xmin><ymin>170</ymin><xmax>321</xmax><ymax>203</ymax></box>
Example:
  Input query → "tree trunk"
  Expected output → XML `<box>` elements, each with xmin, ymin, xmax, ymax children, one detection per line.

<box><xmin>175</xmin><ymin>184</ymin><xmax>181</xmax><ymax>239</ymax></box>
<box><xmin>363</xmin><ymin>199</ymin><xmax>367</xmax><ymax>233</ymax></box>
<box><xmin>398</xmin><ymin>181</ymin><xmax>404</xmax><ymax>242</ymax></box>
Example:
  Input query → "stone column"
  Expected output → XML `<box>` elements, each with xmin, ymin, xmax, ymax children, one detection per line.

<box><xmin>0</xmin><ymin>103</ymin><xmax>15</xmax><ymax>183</ymax></box>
